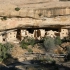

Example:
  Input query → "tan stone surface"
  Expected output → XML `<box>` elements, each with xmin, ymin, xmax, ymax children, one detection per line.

<box><xmin>0</xmin><ymin>0</ymin><xmax>70</xmax><ymax>17</ymax></box>
<box><xmin>0</xmin><ymin>0</ymin><xmax>70</xmax><ymax>30</ymax></box>
<box><xmin>11</xmin><ymin>45</ymin><xmax>28</xmax><ymax>58</ymax></box>
<box><xmin>0</xmin><ymin>15</ymin><xmax>70</xmax><ymax>30</ymax></box>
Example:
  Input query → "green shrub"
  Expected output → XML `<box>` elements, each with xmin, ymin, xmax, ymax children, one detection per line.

<box><xmin>15</xmin><ymin>7</ymin><xmax>20</xmax><ymax>11</ymax></box>
<box><xmin>66</xmin><ymin>46</ymin><xmax>70</xmax><ymax>54</ymax></box>
<box><xmin>28</xmin><ymin>48</ymin><xmax>33</xmax><ymax>53</ymax></box>
<box><xmin>0</xmin><ymin>43</ymin><xmax>7</xmax><ymax>60</ymax></box>
<box><xmin>0</xmin><ymin>58</ymin><xmax>3</xmax><ymax>62</ymax></box>
<box><xmin>62</xmin><ymin>37</ymin><xmax>70</xmax><ymax>42</ymax></box>
<box><xmin>43</xmin><ymin>37</ymin><xmax>55</xmax><ymax>52</ymax></box>
<box><xmin>1</xmin><ymin>16</ymin><xmax>7</xmax><ymax>20</ymax></box>
<box><xmin>20</xmin><ymin>37</ymin><xmax>35</xmax><ymax>49</ymax></box>
<box><xmin>64</xmin><ymin>46</ymin><xmax>70</xmax><ymax>61</ymax></box>
<box><xmin>20</xmin><ymin>43</ymin><xmax>28</xmax><ymax>49</ymax></box>
<box><xmin>54</xmin><ymin>36</ymin><xmax>62</xmax><ymax>45</ymax></box>
<box><xmin>3</xmin><ymin>42</ymin><xmax>14</xmax><ymax>53</ymax></box>
<box><xmin>0</xmin><ymin>43</ymin><xmax>14</xmax><ymax>62</ymax></box>
<box><xmin>27</xmin><ymin>37</ymin><xmax>35</xmax><ymax>47</ymax></box>
<box><xmin>20</xmin><ymin>40</ymin><xmax>28</xmax><ymax>49</ymax></box>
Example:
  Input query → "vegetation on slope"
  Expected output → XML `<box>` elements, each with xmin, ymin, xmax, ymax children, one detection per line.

<box><xmin>15</xmin><ymin>7</ymin><xmax>20</xmax><ymax>11</ymax></box>
<box><xmin>20</xmin><ymin>37</ymin><xmax>35</xmax><ymax>49</ymax></box>
<box><xmin>0</xmin><ymin>43</ymin><xmax>14</xmax><ymax>62</ymax></box>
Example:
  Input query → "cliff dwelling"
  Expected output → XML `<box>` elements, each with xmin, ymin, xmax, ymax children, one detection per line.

<box><xmin>0</xmin><ymin>0</ymin><xmax>69</xmax><ymax>43</ymax></box>
<box><xmin>0</xmin><ymin>27</ymin><xmax>69</xmax><ymax>44</ymax></box>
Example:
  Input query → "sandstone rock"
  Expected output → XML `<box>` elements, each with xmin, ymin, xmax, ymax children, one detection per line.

<box><xmin>0</xmin><ymin>0</ymin><xmax>70</xmax><ymax>30</ymax></box>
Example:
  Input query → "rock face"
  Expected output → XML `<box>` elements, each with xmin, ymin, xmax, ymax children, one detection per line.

<box><xmin>0</xmin><ymin>0</ymin><xmax>70</xmax><ymax>30</ymax></box>
<box><xmin>0</xmin><ymin>0</ymin><xmax>70</xmax><ymax>43</ymax></box>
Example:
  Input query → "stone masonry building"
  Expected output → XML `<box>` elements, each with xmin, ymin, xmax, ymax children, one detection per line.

<box><xmin>0</xmin><ymin>0</ymin><xmax>70</xmax><ymax>43</ymax></box>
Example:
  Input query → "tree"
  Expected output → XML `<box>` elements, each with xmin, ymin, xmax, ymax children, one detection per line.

<box><xmin>20</xmin><ymin>37</ymin><xmax>35</xmax><ymax>49</ymax></box>
<box><xmin>0</xmin><ymin>43</ymin><xmax>14</xmax><ymax>62</ymax></box>
<box><xmin>43</xmin><ymin>37</ymin><xmax>55</xmax><ymax>52</ymax></box>
<box><xmin>54</xmin><ymin>36</ymin><xmax>62</xmax><ymax>45</ymax></box>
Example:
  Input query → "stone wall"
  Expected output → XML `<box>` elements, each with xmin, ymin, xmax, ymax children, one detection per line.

<box><xmin>6</xmin><ymin>30</ymin><xmax>17</xmax><ymax>42</ymax></box>
<box><xmin>60</xmin><ymin>29</ymin><xmax>68</xmax><ymax>39</ymax></box>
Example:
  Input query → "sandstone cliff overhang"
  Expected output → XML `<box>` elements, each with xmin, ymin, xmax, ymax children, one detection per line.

<box><xmin>0</xmin><ymin>16</ymin><xmax>70</xmax><ymax>31</ymax></box>
<box><xmin>0</xmin><ymin>0</ymin><xmax>70</xmax><ymax>30</ymax></box>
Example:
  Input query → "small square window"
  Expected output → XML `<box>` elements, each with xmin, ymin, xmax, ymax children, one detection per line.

<box><xmin>3</xmin><ymin>39</ymin><xmax>5</xmax><ymax>41</ymax></box>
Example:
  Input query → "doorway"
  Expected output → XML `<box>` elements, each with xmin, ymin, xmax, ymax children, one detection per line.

<box><xmin>16</xmin><ymin>29</ymin><xmax>21</xmax><ymax>41</ymax></box>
